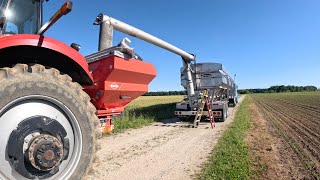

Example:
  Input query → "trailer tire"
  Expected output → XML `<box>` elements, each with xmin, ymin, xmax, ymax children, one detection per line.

<box><xmin>221</xmin><ymin>110</ymin><xmax>227</xmax><ymax>122</ymax></box>
<box><xmin>0</xmin><ymin>64</ymin><xmax>99</xmax><ymax>180</ymax></box>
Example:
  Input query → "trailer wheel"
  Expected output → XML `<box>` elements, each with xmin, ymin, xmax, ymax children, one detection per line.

<box><xmin>0</xmin><ymin>64</ymin><xmax>99</xmax><ymax>180</ymax></box>
<box><xmin>221</xmin><ymin>110</ymin><xmax>227</xmax><ymax>122</ymax></box>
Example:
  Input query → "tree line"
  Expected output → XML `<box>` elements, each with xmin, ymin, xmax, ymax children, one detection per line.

<box><xmin>143</xmin><ymin>90</ymin><xmax>187</xmax><ymax>96</ymax></box>
<box><xmin>144</xmin><ymin>85</ymin><xmax>318</xmax><ymax>96</ymax></box>
<box><xmin>238</xmin><ymin>85</ymin><xmax>318</xmax><ymax>94</ymax></box>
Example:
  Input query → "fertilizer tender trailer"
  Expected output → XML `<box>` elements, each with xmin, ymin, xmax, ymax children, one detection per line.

<box><xmin>0</xmin><ymin>1</ymin><xmax>156</xmax><ymax>179</ymax></box>
<box><xmin>175</xmin><ymin>63</ymin><xmax>238</xmax><ymax>122</ymax></box>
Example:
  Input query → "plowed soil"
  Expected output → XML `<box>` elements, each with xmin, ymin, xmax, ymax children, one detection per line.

<box><xmin>252</xmin><ymin>93</ymin><xmax>320</xmax><ymax>179</ymax></box>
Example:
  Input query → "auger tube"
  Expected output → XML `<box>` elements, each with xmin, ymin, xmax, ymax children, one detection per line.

<box><xmin>94</xmin><ymin>13</ymin><xmax>195</xmax><ymax>96</ymax></box>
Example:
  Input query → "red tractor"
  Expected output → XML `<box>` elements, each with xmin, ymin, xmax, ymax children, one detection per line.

<box><xmin>0</xmin><ymin>0</ymin><xmax>156</xmax><ymax>179</ymax></box>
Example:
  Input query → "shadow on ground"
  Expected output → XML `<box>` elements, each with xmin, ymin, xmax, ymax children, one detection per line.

<box><xmin>154</xmin><ymin>117</ymin><xmax>216</xmax><ymax>129</ymax></box>
<box><xmin>126</xmin><ymin>102</ymin><xmax>177</xmax><ymax>121</ymax></box>
<box><xmin>114</xmin><ymin>102</ymin><xmax>221</xmax><ymax>132</ymax></box>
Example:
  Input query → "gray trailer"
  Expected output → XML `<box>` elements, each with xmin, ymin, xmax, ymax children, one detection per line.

<box><xmin>175</xmin><ymin>63</ymin><xmax>237</xmax><ymax>122</ymax></box>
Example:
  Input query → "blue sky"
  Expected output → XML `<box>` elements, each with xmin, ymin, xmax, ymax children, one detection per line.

<box><xmin>44</xmin><ymin>0</ymin><xmax>320</xmax><ymax>90</ymax></box>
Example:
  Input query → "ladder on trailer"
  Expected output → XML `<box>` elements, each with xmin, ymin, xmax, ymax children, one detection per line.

<box><xmin>206</xmin><ymin>94</ymin><xmax>215</xmax><ymax>128</ymax></box>
<box><xmin>193</xmin><ymin>89</ymin><xmax>215</xmax><ymax>128</ymax></box>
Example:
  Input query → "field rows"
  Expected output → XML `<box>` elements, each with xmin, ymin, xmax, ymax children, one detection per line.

<box><xmin>252</xmin><ymin>93</ymin><xmax>320</xmax><ymax>179</ymax></box>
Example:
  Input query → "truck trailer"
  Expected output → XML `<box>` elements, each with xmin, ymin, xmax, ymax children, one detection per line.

<box><xmin>175</xmin><ymin>63</ymin><xmax>238</xmax><ymax>124</ymax></box>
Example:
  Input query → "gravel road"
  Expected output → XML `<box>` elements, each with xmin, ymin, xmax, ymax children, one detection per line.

<box><xmin>86</xmin><ymin>97</ymin><xmax>244</xmax><ymax>180</ymax></box>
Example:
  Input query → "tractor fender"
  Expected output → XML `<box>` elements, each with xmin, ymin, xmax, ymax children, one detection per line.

<box><xmin>0</xmin><ymin>34</ymin><xmax>93</xmax><ymax>85</ymax></box>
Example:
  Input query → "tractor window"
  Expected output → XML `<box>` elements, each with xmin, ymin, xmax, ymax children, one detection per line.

<box><xmin>2</xmin><ymin>0</ymin><xmax>40</xmax><ymax>34</ymax></box>
<box><xmin>5</xmin><ymin>21</ymin><xmax>17</xmax><ymax>33</ymax></box>
<box><xmin>0</xmin><ymin>1</ymin><xmax>5</xmax><ymax>8</ymax></box>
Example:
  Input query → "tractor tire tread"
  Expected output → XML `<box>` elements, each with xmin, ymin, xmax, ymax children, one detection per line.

<box><xmin>0</xmin><ymin>64</ymin><xmax>99</xmax><ymax>179</ymax></box>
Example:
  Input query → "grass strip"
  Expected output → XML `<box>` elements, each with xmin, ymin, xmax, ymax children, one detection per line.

<box><xmin>111</xmin><ymin>96</ymin><xmax>183</xmax><ymax>133</ymax></box>
<box><xmin>199</xmin><ymin>97</ymin><xmax>251</xmax><ymax>180</ymax></box>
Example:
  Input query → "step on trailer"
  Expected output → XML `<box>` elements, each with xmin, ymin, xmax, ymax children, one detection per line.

<box><xmin>0</xmin><ymin>1</ymin><xmax>211</xmax><ymax>179</ymax></box>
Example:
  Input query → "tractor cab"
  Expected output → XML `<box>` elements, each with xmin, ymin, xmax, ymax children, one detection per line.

<box><xmin>0</xmin><ymin>0</ymin><xmax>72</xmax><ymax>36</ymax></box>
<box><xmin>0</xmin><ymin>0</ymin><xmax>42</xmax><ymax>34</ymax></box>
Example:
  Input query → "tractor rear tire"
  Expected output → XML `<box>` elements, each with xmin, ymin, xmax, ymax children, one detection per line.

<box><xmin>0</xmin><ymin>64</ymin><xmax>99</xmax><ymax>180</ymax></box>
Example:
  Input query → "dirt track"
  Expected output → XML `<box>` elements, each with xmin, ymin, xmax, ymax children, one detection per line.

<box><xmin>86</xmin><ymin>97</ymin><xmax>244</xmax><ymax>180</ymax></box>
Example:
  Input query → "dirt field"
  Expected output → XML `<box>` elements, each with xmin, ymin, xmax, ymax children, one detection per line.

<box><xmin>251</xmin><ymin>93</ymin><xmax>320</xmax><ymax>179</ymax></box>
<box><xmin>86</xmin><ymin>97</ymin><xmax>244</xmax><ymax>180</ymax></box>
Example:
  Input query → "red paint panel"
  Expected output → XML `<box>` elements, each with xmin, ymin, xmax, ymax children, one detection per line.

<box><xmin>84</xmin><ymin>55</ymin><xmax>157</xmax><ymax>113</ymax></box>
<box><xmin>0</xmin><ymin>34</ymin><xmax>92</xmax><ymax>81</ymax></box>
<box><xmin>0</xmin><ymin>35</ymin><xmax>157</xmax><ymax>117</ymax></box>
<box><xmin>88</xmin><ymin>56</ymin><xmax>156</xmax><ymax>84</ymax></box>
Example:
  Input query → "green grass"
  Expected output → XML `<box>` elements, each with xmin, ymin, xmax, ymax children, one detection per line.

<box><xmin>199</xmin><ymin>97</ymin><xmax>251</xmax><ymax>180</ymax></box>
<box><xmin>112</xmin><ymin>96</ymin><xmax>184</xmax><ymax>133</ymax></box>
